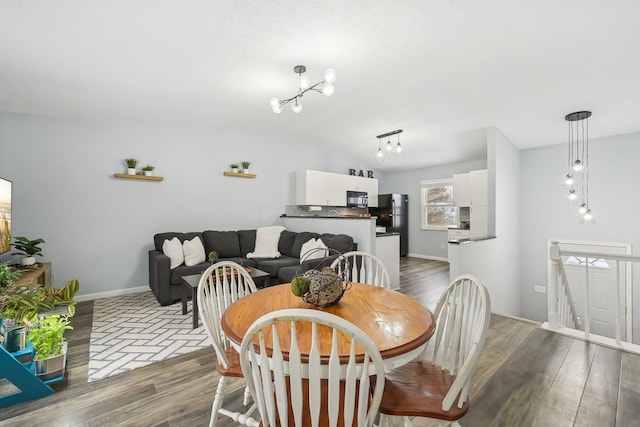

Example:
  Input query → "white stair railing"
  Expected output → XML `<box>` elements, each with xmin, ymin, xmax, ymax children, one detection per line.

<box><xmin>546</xmin><ymin>241</ymin><xmax>639</xmax><ymax>354</ymax></box>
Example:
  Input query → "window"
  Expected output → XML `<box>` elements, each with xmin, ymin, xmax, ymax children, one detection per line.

<box><xmin>421</xmin><ymin>179</ymin><xmax>457</xmax><ymax>230</ymax></box>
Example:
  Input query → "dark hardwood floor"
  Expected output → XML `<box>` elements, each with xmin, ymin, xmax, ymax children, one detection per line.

<box><xmin>1</xmin><ymin>257</ymin><xmax>639</xmax><ymax>426</ymax></box>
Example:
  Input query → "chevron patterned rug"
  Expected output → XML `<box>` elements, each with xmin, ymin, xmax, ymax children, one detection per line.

<box><xmin>88</xmin><ymin>291</ymin><xmax>210</xmax><ymax>382</ymax></box>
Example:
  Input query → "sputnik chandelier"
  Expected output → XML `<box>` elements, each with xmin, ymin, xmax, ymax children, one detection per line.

<box><xmin>375</xmin><ymin>129</ymin><xmax>403</xmax><ymax>161</ymax></box>
<box><xmin>270</xmin><ymin>65</ymin><xmax>337</xmax><ymax>114</ymax></box>
<box><xmin>562</xmin><ymin>111</ymin><xmax>594</xmax><ymax>223</ymax></box>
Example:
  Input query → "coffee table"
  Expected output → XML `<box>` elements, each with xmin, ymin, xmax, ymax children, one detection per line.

<box><xmin>181</xmin><ymin>267</ymin><xmax>271</xmax><ymax>328</ymax></box>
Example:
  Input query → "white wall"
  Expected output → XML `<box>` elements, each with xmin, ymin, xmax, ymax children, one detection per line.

<box><xmin>378</xmin><ymin>159</ymin><xmax>487</xmax><ymax>260</ymax></box>
<box><xmin>520</xmin><ymin>131</ymin><xmax>640</xmax><ymax>330</ymax></box>
<box><xmin>449</xmin><ymin>128</ymin><xmax>521</xmax><ymax>316</ymax></box>
<box><xmin>0</xmin><ymin>113</ymin><xmax>369</xmax><ymax>297</ymax></box>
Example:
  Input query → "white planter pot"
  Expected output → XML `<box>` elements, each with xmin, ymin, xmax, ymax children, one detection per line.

<box><xmin>127</xmin><ymin>168</ymin><xmax>136</xmax><ymax>175</ymax></box>
<box><xmin>232</xmin><ymin>168</ymin><xmax>239</xmax><ymax>173</ymax></box>
<box><xmin>20</xmin><ymin>256</ymin><xmax>36</xmax><ymax>266</ymax></box>
<box><xmin>243</xmin><ymin>169</ymin><xmax>250</xmax><ymax>174</ymax></box>
<box><xmin>144</xmin><ymin>171</ymin><xmax>152</xmax><ymax>176</ymax></box>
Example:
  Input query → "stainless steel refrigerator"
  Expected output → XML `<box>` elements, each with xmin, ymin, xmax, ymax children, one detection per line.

<box><xmin>370</xmin><ymin>194</ymin><xmax>409</xmax><ymax>257</ymax></box>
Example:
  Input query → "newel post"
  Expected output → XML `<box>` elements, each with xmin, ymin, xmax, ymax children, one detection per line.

<box><xmin>548</xmin><ymin>241</ymin><xmax>560</xmax><ymax>329</ymax></box>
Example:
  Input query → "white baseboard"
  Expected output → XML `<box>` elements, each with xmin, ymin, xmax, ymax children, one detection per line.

<box><xmin>407</xmin><ymin>253</ymin><xmax>450</xmax><ymax>263</ymax></box>
<box><xmin>75</xmin><ymin>286</ymin><xmax>149</xmax><ymax>302</ymax></box>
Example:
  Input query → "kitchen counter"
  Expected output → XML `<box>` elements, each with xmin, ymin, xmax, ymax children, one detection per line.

<box><xmin>280</xmin><ymin>215</ymin><xmax>373</xmax><ymax>219</ymax></box>
<box><xmin>376</xmin><ymin>232</ymin><xmax>400</xmax><ymax>236</ymax></box>
<box><xmin>448</xmin><ymin>235</ymin><xmax>497</xmax><ymax>244</ymax></box>
<box><xmin>280</xmin><ymin>216</ymin><xmax>376</xmax><ymax>253</ymax></box>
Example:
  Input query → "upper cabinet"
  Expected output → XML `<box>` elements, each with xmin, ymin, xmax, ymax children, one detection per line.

<box><xmin>453</xmin><ymin>169</ymin><xmax>487</xmax><ymax>207</ymax></box>
<box><xmin>296</xmin><ymin>170</ymin><xmax>378</xmax><ymax>207</ymax></box>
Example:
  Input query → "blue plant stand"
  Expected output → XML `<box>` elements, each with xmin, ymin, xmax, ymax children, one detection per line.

<box><xmin>0</xmin><ymin>342</ymin><xmax>64</xmax><ymax>408</ymax></box>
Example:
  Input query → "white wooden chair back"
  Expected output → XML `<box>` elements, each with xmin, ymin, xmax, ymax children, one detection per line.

<box><xmin>330</xmin><ymin>251</ymin><xmax>392</xmax><ymax>289</ymax></box>
<box><xmin>197</xmin><ymin>261</ymin><xmax>257</xmax><ymax>369</ymax></box>
<box><xmin>422</xmin><ymin>274</ymin><xmax>491</xmax><ymax>411</ymax></box>
<box><xmin>239</xmin><ymin>308</ymin><xmax>386</xmax><ymax>427</ymax></box>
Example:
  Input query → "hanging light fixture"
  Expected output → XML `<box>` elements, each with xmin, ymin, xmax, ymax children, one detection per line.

<box><xmin>270</xmin><ymin>65</ymin><xmax>336</xmax><ymax>114</ymax></box>
<box><xmin>562</xmin><ymin>111</ymin><xmax>594</xmax><ymax>223</ymax></box>
<box><xmin>375</xmin><ymin>129</ymin><xmax>403</xmax><ymax>161</ymax></box>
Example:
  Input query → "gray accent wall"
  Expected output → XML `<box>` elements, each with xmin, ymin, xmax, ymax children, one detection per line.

<box><xmin>0</xmin><ymin>113</ymin><xmax>370</xmax><ymax>297</ymax></box>
<box><xmin>520</xmin><ymin>131</ymin><xmax>640</xmax><ymax>329</ymax></box>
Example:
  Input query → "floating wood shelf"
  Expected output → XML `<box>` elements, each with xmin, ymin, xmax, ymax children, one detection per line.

<box><xmin>223</xmin><ymin>172</ymin><xmax>256</xmax><ymax>178</ymax></box>
<box><xmin>114</xmin><ymin>173</ymin><xmax>164</xmax><ymax>181</ymax></box>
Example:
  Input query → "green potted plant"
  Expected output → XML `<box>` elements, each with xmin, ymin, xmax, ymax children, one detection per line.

<box><xmin>27</xmin><ymin>314</ymin><xmax>73</xmax><ymax>380</ymax></box>
<box><xmin>12</xmin><ymin>236</ymin><xmax>45</xmax><ymax>266</ymax></box>
<box><xmin>0</xmin><ymin>261</ymin><xmax>20</xmax><ymax>289</ymax></box>
<box><xmin>208</xmin><ymin>251</ymin><xmax>219</xmax><ymax>263</ymax></box>
<box><xmin>125</xmin><ymin>158</ymin><xmax>137</xmax><ymax>175</ymax></box>
<box><xmin>230</xmin><ymin>163</ymin><xmax>239</xmax><ymax>173</ymax></box>
<box><xmin>141</xmin><ymin>165</ymin><xmax>155</xmax><ymax>176</ymax></box>
<box><xmin>241</xmin><ymin>161</ymin><xmax>251</xmax><ymax>173</ymax></box>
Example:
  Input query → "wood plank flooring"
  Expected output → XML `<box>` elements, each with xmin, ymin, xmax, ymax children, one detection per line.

<box><xmin>1</xmin><ymin>257</ymin><xmax>639</xmax><ymax>426</ymax></box>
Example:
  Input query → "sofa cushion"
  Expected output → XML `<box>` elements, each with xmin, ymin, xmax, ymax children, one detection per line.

<box><xmin>256</xmin><ymin>257</ymin><xmax>300</xmax><ymax>277</ymax></box>
<box><xmin>291</xmin><ymin>232</ymin><xmax>321</xmax><ymax>258</ymax></box>
<box><xmin>278</xmin><ymin>265</ymin><xmax>299</xmax><ymax>283</ymax></box>
<box><xmin>203</xmin><ymin>230</ymin><xmax>241</xmax><ymax>258</ymax></box>
<box><xmin>319</xmin><ymin>234</ymin><xmax>354</xmax><ymax>254</ymax></box>
<box><xmin>183</xmin><ymin>236</ymin><xmax>206</xmax><ymax>266</ymax></box>
<box><xmin>162</xmin><ymin>237</ymin><xmax>184</xmax><ymax>269</ymax></box>
<box><xmin>154</xmin><ymin>232</ymin><xmax>202</xmax><ymax>251</ymax></box>
<box><xmin>218</xmin><ymin>257</ymin><xmax>258</xmax><ymax>269</ymax></box>
<box><xmin>238</xmin><ymin>229</ymin><xmax>256</xmax><ymax>257</ymax></box>
<box><xmin>278</xmin><ymin>230</ymin><xmax>297</xmax><ymax>257</ymax></box>
<box><xmin>247</xmin><ymin>226</ymin><xmax>285</xmax><ymax>259</ymax></box>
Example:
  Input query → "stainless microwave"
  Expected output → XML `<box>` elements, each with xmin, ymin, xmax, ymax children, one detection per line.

<box><xmin>346</xmin><ymin>191</ymin><xmax>368</xmax><ymax>208</ymax></box>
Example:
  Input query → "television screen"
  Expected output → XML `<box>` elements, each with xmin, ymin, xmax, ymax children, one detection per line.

<box><xmin>0</xmin><ymin>176</ymin><xmax>12</xmax><ymax>255</ymax></box>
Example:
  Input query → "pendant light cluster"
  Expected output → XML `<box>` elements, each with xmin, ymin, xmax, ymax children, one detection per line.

<box><xmin>375</xmin><ymin>129</ymin><xmax>403</xmax><ymax>161</ymax></box>
<box><xmin>270</xmin><ymin>65</ymin><xmax>336</xmax><ymax>114</ymax></box>
<box><xmin>562</xmin><ymin>111</ymin><xmax>594</xmax><ymax>223</ymax></box>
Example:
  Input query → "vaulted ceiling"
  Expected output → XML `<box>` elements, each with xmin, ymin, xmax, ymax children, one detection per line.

<box><xmin>1</xmin><ymin>1</ymin><xmax>639</xmax><ymax>170</ymax></box>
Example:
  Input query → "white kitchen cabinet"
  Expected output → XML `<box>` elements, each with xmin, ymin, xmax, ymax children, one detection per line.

<box><xmin>296</xmin><ymin>170</ymin><xmax>345</xmax><ymax>206</ymax></box>
<box><xmin>454</xmin><ymin>169</ymin><xmax>487</xmax><ymax>207</ymax></box>
<box><xmin>296</xmin><ymin>170</ymin><xmax>377</xmax><ymax>207</ymax></box>
<box><xmin>470</xmin><ymin>206</ymin><xmax>488</xmax><ymax>238</ymax></box>
<box><xmin>470</xmin><ymin>169</ymin><xmax>488</xmax><ymax>206</ymax></box>
<box><xmin>453</xmin><ymin>173</ymin><xmax>472</xmax><ymax>207</ymax></box>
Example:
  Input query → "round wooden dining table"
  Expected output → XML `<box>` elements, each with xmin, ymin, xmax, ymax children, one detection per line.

<box><xmin>221</xmin><ymin>283</ymin><xmax>436</xmax><ymax>370</ymax></box>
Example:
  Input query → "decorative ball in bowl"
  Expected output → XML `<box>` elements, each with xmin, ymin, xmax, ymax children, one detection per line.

<box><xmin>290</xmin><ymin>248</ymin><xmax>352</xmax><ymax>307</ymax></box>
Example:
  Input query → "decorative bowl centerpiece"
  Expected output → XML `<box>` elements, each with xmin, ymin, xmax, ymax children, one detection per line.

<box><xmin>291</xmin><ymin>249</ymin><xmax>351</xmax><ymax>308</ymax></box>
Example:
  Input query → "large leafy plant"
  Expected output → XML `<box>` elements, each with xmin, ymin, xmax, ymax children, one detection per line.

<box><xmin>27</xmin><ymin>314</ymin><xmax>73</xmax><ymax>360</ymax></box>
<box><xmin>0</xmin><ymin>279</ymin><xmax>79</xmax><ymax>324</ymax></box>
<box><xmin>12</xmin><ymin>236</ymin><xmax>45</xmax><ymax>257</ymax></box>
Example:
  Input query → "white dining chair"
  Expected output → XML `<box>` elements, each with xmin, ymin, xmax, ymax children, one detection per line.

<box><xmin>235</xmin><ymin>308</ymin><xmax>386</xmax><ymax>427</ymax></box>
<box><xmin>378</xmin><ymin>274</ymin><xmax>491</xmax><ymax>427</ymax></box>
<box><xmin>331</xmin><ymin>251</ymin><xmax>392</xmax><ymax>289</ymax></box>
<box><xmin>197</xmin><ymin>261</ymin><xmax>258</xmax><ymax>427</ymax></box>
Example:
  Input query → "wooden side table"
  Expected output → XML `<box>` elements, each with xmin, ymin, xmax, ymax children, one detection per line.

<box><xmin>13</xmin><ymin>262</ymin><xmax>52</xmax><ymax>289</ymax></box>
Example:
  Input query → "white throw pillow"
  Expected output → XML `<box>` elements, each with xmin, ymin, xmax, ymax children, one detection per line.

<box><xmin>162</xmin><ymin>237</ymin><xmax>184</xmax><ymax>269</ymax></box>
<box><xmin>183</xmin><ymin>236</ymin><xmax>206</xmax><ymax>266</ymax></box>
<box><xmin>300</xmin><ymin>238</ymin><xmax>328</xmax><ymax>263</ymax></box>
<box><xmin>246</xmin><ymin>225</ymin><xmax>286</xmax><ymax>259</ymax></box>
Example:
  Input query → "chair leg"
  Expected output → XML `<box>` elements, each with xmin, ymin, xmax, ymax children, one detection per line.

<box><xmin>243</xmin><ymin>385</ymin><xmax>251</xmax><ymax>406</ymax></box>
<box><xmin>209</xmin><ymin>375</ymin><xmax>227</xmax><ymax>427</ymax></box>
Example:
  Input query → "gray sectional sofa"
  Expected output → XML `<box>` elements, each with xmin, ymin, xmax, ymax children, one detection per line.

<box><xmin>149</xmin><ymin>229</ymin><xmax>355</xmax><ymax>305</ymax></box>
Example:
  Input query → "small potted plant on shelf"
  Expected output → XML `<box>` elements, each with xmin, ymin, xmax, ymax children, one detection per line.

<box><xmin>241</xmin><ymin>161</ymin><xmax>251</xmax><ymax>174</ymax></box>
<box><xmin>141</xmin><ymin>165</ymin><xmax>155</xmax><ymax>176</ymax></box>
<box><xmin>12</xmin><ymin>236</ymin><xmax>45</xmax><ymax>266</ymax></box>
<box><xmin>125</xmin><ymin>158</ymin><xmax>137</xmax><ymax>175</ymax></box>
<box><xmin>231</xmin><ymin>164</ymin><xmax>239</xmax><ymax>173</ymax></box>
<box><xmin>26</xmin><ymin>314</ymin><xmax>73</xmax><ymax>380</ymax></box>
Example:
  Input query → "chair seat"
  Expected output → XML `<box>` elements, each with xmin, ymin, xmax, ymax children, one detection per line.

<box><xmin>378</xmin><ymin>361</ymin><xmax>469</xmax><ymax>421</ymax></box>
<box><xmin>215</xmin><ymin>347</ymin><xmax>244</xmax><ymax>377</ymax></box>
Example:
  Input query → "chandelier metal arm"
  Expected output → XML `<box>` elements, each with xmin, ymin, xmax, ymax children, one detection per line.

<box><xmin>277</xmin><ymin>81</ymin><xmax>325</xmax><ymax>108</ymax></box>
<box><xmin>376</xmin><ymin>129</ymin><xmax>403</xmax><ymax>139</ymax></box>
